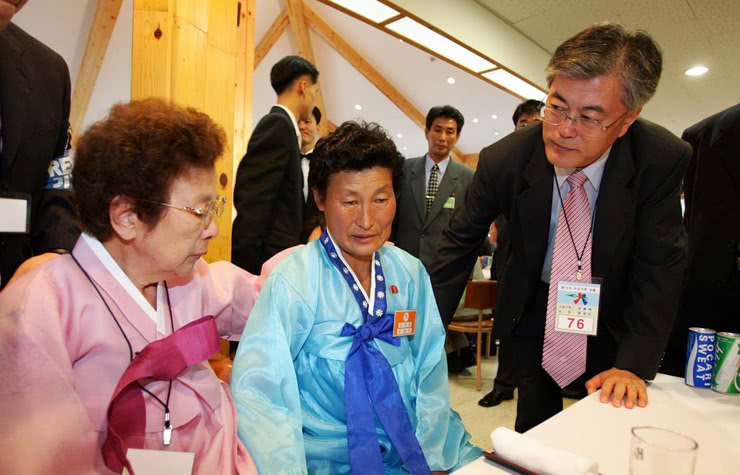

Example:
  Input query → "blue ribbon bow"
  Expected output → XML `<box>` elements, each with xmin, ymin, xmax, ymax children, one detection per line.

<box><xmin>320</xmin><ymin>230</ymin><xmax>430</xmax><ymax>474</ymax></box>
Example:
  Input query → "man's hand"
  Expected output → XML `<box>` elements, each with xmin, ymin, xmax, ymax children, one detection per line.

<box><xmin>586</xmin><ymin>367</ymin><xmax>648</xmax><ymax>409</ymax></box>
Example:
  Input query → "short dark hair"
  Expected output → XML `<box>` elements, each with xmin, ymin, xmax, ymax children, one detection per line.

<box><xmin>311</xmin><ymin>106</ymin><xmax>322</xmax><ymax>125</ymax></box>
<box><xmin>309</xmin><ymin>121</ymin><xmax>403</xmax><ymax>199</ymax></box>
<box><xmin>512</xmin><ymin>99</ymin><xmax>544</xmax><ymax>125</ymax></box>
<box><xmin>425</xmin><ymin>105</ymin><xmax>465</xmax><ymax>134</ymax></box>
<box><xmin>270</xmin><ymin>55</ymin><xmax>319</xmax><ymax>95</ymax></box>
<box><xmin>74</xmin><ymin>98</ymin><xmax>225</xmax><ymax>241</ymax></box>
<box><xmin>546</xmin><ymin>22</ymin><xmax>662</xmax><ymax>110</ymax></box>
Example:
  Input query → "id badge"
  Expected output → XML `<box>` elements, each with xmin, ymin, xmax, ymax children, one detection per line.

<box><xmin>0</xmin><ymin>192</ymin><xmax>31</xmax><ymax>233</ymax></box>
<box><xmin>554</xmin><ymin>279</ymin><xmax>600</xmax><ymax>335</ymax></box>
<box><xmin>393</xmin><ymin>310</ymin><xmax>416</xmax><ymax>337</ymax></box>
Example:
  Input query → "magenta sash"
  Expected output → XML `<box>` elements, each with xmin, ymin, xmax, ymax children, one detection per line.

<box><xmin>101</xmin><ymin>316</ymin><xmax>219</xmax><ymax>473</ymax></box>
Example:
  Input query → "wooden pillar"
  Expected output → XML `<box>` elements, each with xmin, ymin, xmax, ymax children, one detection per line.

<box><xmin>132</xmin><ymin>0</ymin><xmax>253</xmax><ymax>264</ymax></box>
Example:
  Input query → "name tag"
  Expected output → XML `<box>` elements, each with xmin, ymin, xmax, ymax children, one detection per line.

<box><xmin>443</xmin><ymin>196</ymin><xmax>455</xmax><ymax>209</ymax></box>
<box><xmin>125</xmin><ymin>448</ymin><xmax>194</xmax><ymax>475</ymax></box>
<box><xmin>393</xmin><ymin>310</ymin><xmax>416</xmax><ymax>337</ymax></box>
<box><xmin>554</xmin><ymin>281</ymin><xmax>600</xmax><ymax>335</ymax></box>
<box><xmin>0</xmin><ymin>192</ymin><xmax>30</xmax><ymax>233</ymax></box>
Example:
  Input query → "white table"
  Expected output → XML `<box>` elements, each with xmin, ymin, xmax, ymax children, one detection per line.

<box><xmin>454</xmin><ymin>374</ymin><xmax>740</xmax><ymax>474</ymax></box>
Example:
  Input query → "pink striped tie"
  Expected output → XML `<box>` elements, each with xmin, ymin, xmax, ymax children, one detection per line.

<box><xmin>542</xmin><ymin>170</ymin><xmax>590</xmax><ymax>388</ymax></box>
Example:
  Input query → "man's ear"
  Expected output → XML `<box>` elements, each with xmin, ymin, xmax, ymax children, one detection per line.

<box><xmin>617</xmin><ymin>107</ymin><xmax>642</xmax><ymax>138</ymax></box>
<box><xmin>109</xmin><ymin>195</ymin><xmax>139</xmax><ymax>241</ymax></box>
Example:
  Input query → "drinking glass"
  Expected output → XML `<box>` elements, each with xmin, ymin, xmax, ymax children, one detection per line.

<box><xmin>630</xmin><ymin>426</ymin><xmax>698</xmax><ymax>475</ymax></box>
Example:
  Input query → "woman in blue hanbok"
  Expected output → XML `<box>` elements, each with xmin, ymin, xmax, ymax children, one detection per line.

<box><xmin>230</xmin><ymin>121</ymin><xmax>481</xmax><ymax>474</ymax></box>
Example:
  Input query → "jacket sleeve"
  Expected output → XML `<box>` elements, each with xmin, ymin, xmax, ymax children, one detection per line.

<box><xmin>29</xmin><ymin>54</ymin><xmax>80</xmax><ymax>254</ymax></box>
<box><xmin>429</xmin><ymin>149</ymin><xmax>500</xmax><ymax>327</ymax></box>
<box><xmin>615</xmin><ymin>142</ymin><xmax>691</xmax><ymax>378</ymax></box>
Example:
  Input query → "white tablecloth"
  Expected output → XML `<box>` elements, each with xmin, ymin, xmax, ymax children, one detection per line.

<box><xmin>454</xmin><ymin>374</ymin><xmax>740</xmax><ymax>474</ymax></box>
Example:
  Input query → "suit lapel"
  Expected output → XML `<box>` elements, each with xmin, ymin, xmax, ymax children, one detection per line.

<box><xmin>0</xmin><ymin>28</ymin><xmax>30</xmax><ymax>173</ymax></box>
<box><xmin>515</xmin><ymin>141</ymin><xmax>554</xmax><ymax>277</ymax></box>
<box><xmin>410</xmin><ymin>157</ymin><xmax>427</xmax><ymax>223</ymax></box>
<box><xmin>424</xmin><ymin>160</ymin><xmax>459</xmax><ymax>229</ymax></box>
<box><xmin>592</xmin><ymin>134</ymin><xmax>635</xmax><ymax>278</ymax></box>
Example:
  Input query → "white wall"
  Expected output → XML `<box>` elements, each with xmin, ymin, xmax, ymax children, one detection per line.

<box><xmin>14</xmin><ymin>0</ymin><xmax>134</xmax><ymax>135</ymax></box>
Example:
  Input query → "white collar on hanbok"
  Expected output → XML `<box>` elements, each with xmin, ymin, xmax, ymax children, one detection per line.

<box><xmin>326</xmin><ymin>230</ymin><xmax>377</xmax><ymax>317</ymax></box>
<box><xmin>81</xmin><ymin>232</ymin><xmax>167</xmax><ymax>334</ymax></box>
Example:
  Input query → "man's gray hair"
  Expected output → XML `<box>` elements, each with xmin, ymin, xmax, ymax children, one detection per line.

<box><xmin>546</xmin><ymin>22</ymin><xmax>662</xmax><ymax>111</ymax></box>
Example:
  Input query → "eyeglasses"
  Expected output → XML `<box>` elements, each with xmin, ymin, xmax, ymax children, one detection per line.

<box><xmin>139</xmin><ymin>196</ymin><xmax>227</xmax><ymax>227</ymax></box>
<box><xmin>540</xmin><ymin>104</ymin><xmax>628</xmax><ymax>136</ymax></box>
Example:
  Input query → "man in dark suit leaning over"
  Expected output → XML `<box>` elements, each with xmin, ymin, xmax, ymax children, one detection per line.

<box><xmin>393</xmin><ymin>105</ymin><xmax>475</xmax><ymax>270</ymax></box>
<box><xmin>232</xmin><ymin>55</ymin><xmax>318</xmax><ymax>274</ymax></box>
<box><xmin>0</xmin><ymin>0</ymin><xmax>79</xmax><ymax>288</ymax></box>
<box><xmin>430</xmin><ymin>23</ymin><xmax>690</xmax><ymax>433</ymax></box>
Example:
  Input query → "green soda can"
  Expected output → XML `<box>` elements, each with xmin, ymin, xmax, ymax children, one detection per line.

<box><xmin>712</xmin><ymin>332</ymin><xmax>740</xmax><ymax>394</ymax></box>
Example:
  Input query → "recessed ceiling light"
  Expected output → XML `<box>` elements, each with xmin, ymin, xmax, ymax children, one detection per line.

<box><xmin>354</xmin><ymin>104</ymin><xmax>362</xmax><ymax>111</ymax></box>
<box><xmin>685</xmin><ymin>65</ymin><xmax>708</xmax><ymax>77</ymax></box>
<box><xmin>396</xmin><ymin>133</ymin><xmax>403</xmax><ymax>138</ymax></box>
<box><xmin>494</xmin><ymin>131</ymin><xmax>500</xmax><ymax>136</ymax></box>
<box><xmin>447</xmin><ymin>77</ymin><xmax>456</xmax><ymax>85</ymax></box>
<box><xmin>473</xmin><ymin>118</ymin><xmax>479</xmax><ymax>123</ymax></box>
<box><xmin>403</xmin><ymin>146</ymin><xmax>408</xmax><ymax>150</ymax></box>
<box><xmin>491</xmin><ymin>114</ymin><xmax>498</xmax><ymax>120</ymax></box>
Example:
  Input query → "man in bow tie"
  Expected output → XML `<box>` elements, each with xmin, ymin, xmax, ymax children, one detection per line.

<box><xmin>300</xmin><ymin>106</ymin><xmax>323</xmax><ymax>242</ymax></box>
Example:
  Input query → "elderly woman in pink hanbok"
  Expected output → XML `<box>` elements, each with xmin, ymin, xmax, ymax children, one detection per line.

<box><xmin>0</xmin><ymin>99</ymin><xmax>270</xmax><ymax>474</ymax></box>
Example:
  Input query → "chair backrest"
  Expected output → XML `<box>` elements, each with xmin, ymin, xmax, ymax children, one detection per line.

<box><xmin>463</xmin><ymin>279</ymin><xmax>497</xmax><ymax>310</ymax></box>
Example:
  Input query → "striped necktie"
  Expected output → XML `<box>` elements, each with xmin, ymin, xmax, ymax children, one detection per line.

<box><xmin>426</xmin><ymin>164</ymin><xmax>439</xmax><ymax>215</ymax></box>
<box><xmin>542</xmin><ymin>170</ymin><xmax>590</xmax><ymax>388</ymax></box>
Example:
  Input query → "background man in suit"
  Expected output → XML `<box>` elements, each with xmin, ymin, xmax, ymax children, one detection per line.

<box><xmin>0</xmin><ymin>0</ymin><xmax>79</xmax><ymax>288</ymax></box>
<box><xmin>393</xmin><ymin>105</ymin><xmax>474</xmax><ymax>270</ymax></box>
<box><xmin>300</xmin><ymin>106</ymin><xmax>323</xmax><ymax>242</ymax></box>
<box><xmin>512</xmin><ymin>99</ymin><xmax>544</xmax><ymax>130</ymax></box>
<box><xmin>661</xmin><ymin>103</ymin><xmax>740</xmax><ymax>376</ymax></box>
<box><xmin>232</xmin><ymin>55</ymin><xmax>318</xmax><ymax>275</ymax></box>
<box><xmin>393</xmin><ymin>105</ymin><xmax>478</xmax><ymax>373</ymax></box>
<box><xmin>430</xmin><ymin>23</ymin><xmax>690</xmax><ymax>432</ymax></box>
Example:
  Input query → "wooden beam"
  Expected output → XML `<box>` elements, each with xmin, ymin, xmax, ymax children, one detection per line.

<box><xmin>304</xmin><ymin>3</ymin><xmax>464</xmax><ymax>160</ymax></box>
<box><xmin>70</xmin><ymin>0</ymin><xmax>123</xmax><ymax>136</ymax></box>
<box><xmin>235</xmin><ymin>0</ymin><xmax>256</xmax><ymax>171</ymax></box>
<box><xmin>285</xmin><ymin>0</ymin><xmax>328</xmax><ymax>130</ymax></box>
<box><xmin>255</xmin><ymin>7</ymin><xmax>288</xmax><ymax>69</ymax></box>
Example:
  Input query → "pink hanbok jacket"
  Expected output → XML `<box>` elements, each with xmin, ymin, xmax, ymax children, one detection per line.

<box><xmin>0</xmin><ymin>235</ymin><xmax>279</xmax><ymax>474</ymax></box>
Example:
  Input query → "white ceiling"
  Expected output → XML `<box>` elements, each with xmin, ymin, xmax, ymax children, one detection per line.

<box><xmin>472</xmin><ymin>0</ymin><xmax>740</xmax><ymax>135</ymax></box>
<box><xmin>256</xmin><ymin>0</ymin><xmax>739</xmax><ymax>157</ymax></box>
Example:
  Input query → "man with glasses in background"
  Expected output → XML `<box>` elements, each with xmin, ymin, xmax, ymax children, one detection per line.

<box><xmin>430</xmin><ymin>22</ymin><xmax>690</xmax><ymax>432</ymax></box>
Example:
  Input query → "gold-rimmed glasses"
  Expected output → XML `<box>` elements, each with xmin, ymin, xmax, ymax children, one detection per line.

<box><xmin>540</xmin><ymin>103</ymin><xmax>629</xmax><ymax>137</ymax></box>
<box><xmin>139</xmin><ymin>196</ymin><xmax>227</xmax><ymax>227</ymax></box>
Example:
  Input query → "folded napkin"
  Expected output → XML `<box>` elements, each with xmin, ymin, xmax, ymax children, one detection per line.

<box><xmin>490</xmin><ymin>427</ymin><xmax>599</xmax><ymax>475</ymax></box>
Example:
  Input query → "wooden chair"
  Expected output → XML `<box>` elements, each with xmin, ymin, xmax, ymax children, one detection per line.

<box><xmin>448</xmin><ymin>279</ymin><xmax>497</xmax><ymax>390</ymax></box>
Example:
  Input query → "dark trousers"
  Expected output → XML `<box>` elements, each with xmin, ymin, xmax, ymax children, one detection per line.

<box><xmin>492</xmin><ymin>330</ymin><xmax>518</xmax><ymax>395</ymax></box>
<box><xmin>512</xmin><ymin>281</ymin><xmax>617</xmax><ymax>433</ymax></box>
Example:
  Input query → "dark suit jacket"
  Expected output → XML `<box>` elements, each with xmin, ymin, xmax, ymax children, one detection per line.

<box><xmin>660</xmin><ymin>103</ymin><xmax>740</xmax><ymax>376</ymax></box>
<box><xmin>430</xmin><ymin>120</ymin><xmax>690</xmax><ymax>380</ymax></box>
<box><xmin>0</xmin><ymin>23</ymin><xmax>78</xmax><ymax>287</ymax></box>
<box><xmin>232</xmin><ymin>106</ymin><xmax>303</xmax><ymax>274</ymax></box>
<box><xmin>681</xmin><ymin>103</ymin><xmax>740</xmax><ymax>288</ymax></box>
<box><xmin>392</xmin><ymin>156</ymin><xmax>476</xmax><ymax>270</ymax></box>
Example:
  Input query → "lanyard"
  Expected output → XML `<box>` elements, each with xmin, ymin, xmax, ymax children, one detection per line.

<box><xmin>71</xmin><ymin>253</ymin><xmax>175</xmax><ymax>445</ymax></box>
<box><xmin>554</xmin><ymin>176</ymin><xmax>596</xmax><ymax>280</ymax></box>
